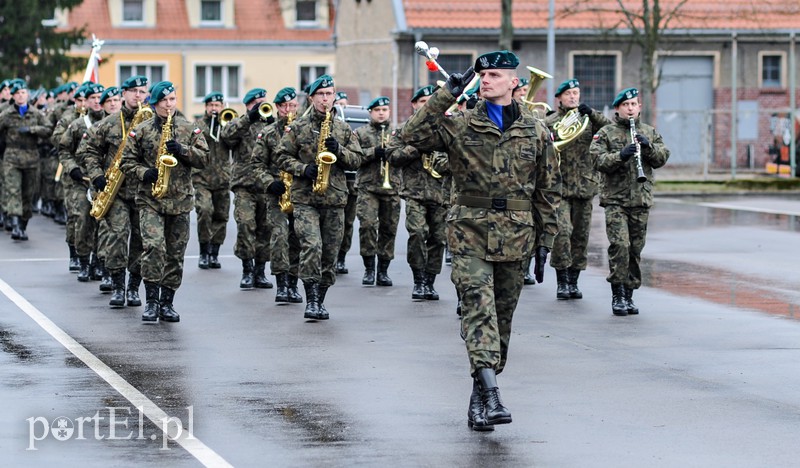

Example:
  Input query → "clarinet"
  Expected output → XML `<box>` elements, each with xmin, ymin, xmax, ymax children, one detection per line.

<box><xmin>629</xmin><ymin>117</ymin><xmax>647</xmax><ymax>183</ymax></box>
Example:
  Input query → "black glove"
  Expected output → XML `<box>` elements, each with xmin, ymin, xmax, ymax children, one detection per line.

<box><xmin>69</xmin><ymin>167</ymin><xmax>84</xmax><ymax>182</ymax></box>
<box><xmin>265</xmin><ymin>116</ymin><xmax>275</xmax><ymax>125</ymax></box>
<box><xmin>143</xmin><ymin>168</ymin><xmax>159</xmax><ymax>184</ymax></box>
<box><xmin>267</xmin><ymin>180</ymin><xmax>286</xmax><ymax>196</ymax></box>
<box><xmin>324</xmin><ymin>136</ymin><xmax>339</xmax><ymax>155</ymax></box>
<box><xmin>577</xmin><ymin>103</ymin><xmax>592</xmax><ymax>116</ymax></box>
<box><xmin>374</xmin><ymin>147</ymin><xmax>386</xmax><ymax>162</ymax></box>
<box><xmin>165</xmin><ymin>140</ymin><xmax>183</xmax><ymax>156</ymax></box>
<box><xmin>635</xmin><ymin>134</ymin><xmax>650</xmax><ymax>147</ymax></box>
<box><xmin>247</xmin><ymin>106</ymin><xmax>261</xmax><ymax>123</ymax></box>
<box><xmin>545</xmin><ymin>110</ymin><xmax>556</xmax><ymax>117</ymax></box>
<box><xmin>303</xmin><ymin>164</ymin><xmax>319</xmax><ymax>180</ymax></box>
<box><xmin>534</xmin><ymin>246</ymin><xmax>549</xmax><ymax>284</ymax></box>
<box><xmin>92</xmin><ymin>176</ymin><xmax>107</xmax><ymax>192</ymax></box>
<box><xmin>620</xmin><ymin>144</ymin><xmax>637</xmax><ymax>162</ymax></box>
<box><xmin>444</xmin><ymin>66</ymin><xmax>476</xmax><ymax>98</ymax></box>
<box><xmin>18</xmin><ymin>126</ymin><xmax>31</xmax><ymax>134</ymax></box>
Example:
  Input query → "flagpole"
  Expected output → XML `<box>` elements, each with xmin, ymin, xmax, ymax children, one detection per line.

<box><xmin>82</xmin><ymin>34</ymin><xmax>104</xmax><ymax>83</ymax></box>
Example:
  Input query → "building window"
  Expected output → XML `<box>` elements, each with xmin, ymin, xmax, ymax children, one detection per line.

<box><xmin>762</xmin><ymin>54</ymin><xmax>782</xmax><ymax>88</ymax></box>
<box><xmin>296</xmin><ymin>1</ymin><xmax>316</xmax><ymax>22</ymax></box>
<box><xmin>201</xmin><ymin>0</ymin><xmax>222</xmax><ymax>23</ymax></box>
<box><xmin>119</xmin><ymin>64</ymin><xmax>165</xmax><ymax>85</ymax></box>
<box><xmin>195</xmin><ymin>65</ymin><xmax>240</xmax><ymax>101</ymax></box>
<box><xmin>299</xmin><ymin>65</ymin><xmax>329</xmax><ymax>93</ymax></box>
<box><xmin>122</xmin><ymin>0</ymin><xmax>144</xmax><ymax>23</ymax></box>
<box><xmin>573</xmin><ymin>54</ymin><xmax>617</xmax><ymax>110</ymax></box>
<box><xmin>427</xmin><ymin>54</ymin><xmax>472</xmax><ymax>86</ymax></box>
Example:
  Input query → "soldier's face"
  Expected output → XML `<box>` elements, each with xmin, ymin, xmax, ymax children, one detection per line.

<box><xmin>205</xmin><ymin>101</ymin><xmax>223</xmax><ymax>116</ymax></box>
<box><xmin>154</xmin><ymin>92</ymin><xmax>177</xmax><ymax>118</ymax></box>
<box><xmin>335</xmin><ymin>98</ymin><xmax>348</xmax><ymax>107</ymax></box>
<box><xmin>479</xmin><ymin>69</ymin><xmax>517</xmax><ymax>104</ymax></box>
<box><xmin>512</xmin><ymin>85</ymin><xmax>528</xmax><ymax>100</ymax></box>
<box><xmin>616</xmin><ymin>98</ymin><xmax>641</xmax><ymax>119</ymax></box>
<box><xmin>276</xmin><ymin>100</ymin><xmax>298</xmax><ymax>118</ymax></box>
<box><xmin>559</xmin><ymin>88</ymin><xmax>580</xmax><ymax>109</ymax></box>
<box><xmin>369</xmin><ymin>105</ymin><xmax>390</xmax><ymax>123</ymax></box>
<box><xmin>87</xmin><ymin>93</ymin><xmax>102</xmax><ymax>111</ymax></box>
<box><xmin>75</xmin><ymin>97</ymin><xmax>86</xmax><ymax>111</ymax></box>
<box><xmin>311</xmin><ymin>88</ymin><xmax>335</xmax><ymax>112</ymax></box>
<box><xmin>123</xmin><ymin>86</ymin><xmax>148</xmax><ymax>109</ymax></box>
<box><xmin>103</xmin><ymin>95</ymin><xmax>122</xmax><ymax>114</ymax></box>
<box><xmin>12</xmin><ymin>89</ymin><xmax>29</xmax><ymax>106</ymax></box>
<box><xmin>1</xmin><ymin>88</ymin><xmax>11</xmax><ymax>100</ymax></box>
<box><xmin>411</xmin><ymin>96</ymin><xmax>430</xmax><ymax>110</ymax></box>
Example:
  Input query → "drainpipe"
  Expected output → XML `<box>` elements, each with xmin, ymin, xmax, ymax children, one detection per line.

<box><xmin>790</xmin><ymin>32</ymin><xmax>796</xmax><ymax>178</ymax></box>
<box><xmin>392</xmin><ymin>38</ymin><xmax>399</xmax><ymax>127</ymax></box>
<box><xmin>547</xmin><ymin>0</ymin><xmax>555</xmax><ymax>109</ymax></box>
<box><xmin>181</xmin><ymin>50</ymin><xmax>187</xmax><ymax>115</ymax></box>
<box><xmin>730</xmin><ymin>32</ymin><xmax>738</xmax><ymax>179</ymax></box>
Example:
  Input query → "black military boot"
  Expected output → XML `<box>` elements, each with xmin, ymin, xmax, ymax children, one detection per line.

<box><xmin>568</xmin><ymin>268</ymin><xmax>583</xmax><ymax>299</ymax></box>
<box><xmin>254</xmin><ymin>262</ymin><xmax>273</xmax><ymax>288</ymax></box>
<box><xmin>303</xmin><ymin>281</ymin><xmax>322</xmax><ymax>320</ymax></box>
<box><xmin>274</xmin><ymin>273</ymin><xmax>290</xmax><ymax>303</ymax></box>
<box><xmin>208</xmin><ymin>243</ymin><xmax>221</xmax><ymax>269</ymax></box>
<box><xmin>198</xmin><ymin>242</ymin><xmax>209</xmax><ymax>269</ymax></box>
<box><xmin>10</xmin><ymin>216</ymin><xmax>22</xmax><ymax>240</ymax></box>
<box><xmin>476</xmin><ymin>368</ymin><xmax>512</xmax><ymax>425</ymax></box>
<box><xmin>556</xmin><ymin>269</ymin><xmax>570</xmax><ymax>300</ymax></box>
<box><xmin>109</xmin><ymin>270</ymin><xmax>126</xmax><ymax>307</ymax></box>
<box><xmin>523</xmin><ymin>258</ymin><xmax>536</xmax><ymax>285</ymax></box>
<box><xmin>611</xmin><ymin>284</ymin><xmax>628</xmax><ymax>316</ymax></box>
<box><xmin>15</xmin><ymin>218</ymin><xmax>29</xmax><ymax>241</ymax></box>
<box><xmin>411</xmin><ymin>269</ymin><xmax>426</xmax><ymax>299</ymax></box>
<box><xmin>77</xmin><ymin>256</ymin><xmax>91</xmax><ymax>282</ymax></box>
<box><xmin>98</xmin><ymin>261</ymin><xmax>113</xmax><ymax>292</ymax></box>
<box><xmin>316</xmin><ymin>285</ymin><xmax>330</xmax><ymax>320</ymax></box>
<box><xmin>362</xmin><ymin>255</ymin><xmax>375</xmax><ymax>285</ymax></box>
<box><xmin>159</xmin><ymin>287</ymin><xmax>180</xmax><ymax>322</ymax></box>
<box><xmin>467</xmin><ymin>379</ymin><xmax>494</xmax><ymax>432</ymax></box>
<box><xmin>376</xmin><ymin>258</ymin><xmax>393</xmax><ymax>286</ymax></box>
<box><xmin>625</xmin><ymin>287</ymin><xmax>640</xmax><ymax>315</ymax></box>
<box><xmin>424</xmin><ymin>272</ymin><xmax>439</xmax><ymax>300</ymax></box>
<box><xmin>0</xmin><ymin>212</ymin><xmax>4</xmax><ymax>228</ymax></box>
<box><xmin>4</xmin><ymin>213</ymin><xmax>13</xmax><ymax>232</ymax></box>
<box><xmin>89</xmin><ymin>253</ymin><xmax>103</xmax><ymax>281</ymax></box>
<box><xmin>240</xmin><ymin>259</ymin><xmax>255</xmax><ymax>289</ymax></box>
<box><xmin>334</xmin><ymin>253</ymin><xmax>348</xmax><ymax>274</ymax></box>
<box><xmin>54</xmin><ymin>202</ymin><xmax>67</xmax><ymax>225</ymax></box>
<box><xmin>127</xmin><ymin>273</ymin><xmax>142</xmax><ymax>306</ymax></box>
<box><xmin>142</xmin><ymin>281</ymin><xmax>160</xmax><ymax>322</ymax></box>
<box><xmin>287</xmin><ymin>275</ymin><xmax>304</xmax><ymax>303</ymax></box>
<box><xmin>41</xmin><ymin>200</ymin><xmax>54</xmax><ymax>218</ymax></box>
<box><xmin>68</xmin><ymin>244</ymin><xmax>80</xmax><ymax>272</ymax></box>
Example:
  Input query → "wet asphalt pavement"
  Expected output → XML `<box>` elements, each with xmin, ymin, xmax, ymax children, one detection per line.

<box><xmin>2</xmin><ymin>194</ymin><xmax>800</xmax><ymax>467</ymax></box>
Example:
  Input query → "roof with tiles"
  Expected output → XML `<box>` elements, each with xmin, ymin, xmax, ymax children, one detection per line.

<box><xmin>65</xmin><ymin>0</ymin><xmax>334</xmax><ymax>42</ymax></box>
<box><xmin>402</xmin><ymin>0</ymin><xmax>800</xmax><ymax>32</ymax></box>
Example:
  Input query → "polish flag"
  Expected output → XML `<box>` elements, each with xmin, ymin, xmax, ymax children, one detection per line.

<box><xmin>82</xmin><ymin>34</ymin><xmax>104</xmax><ymax>83</ymax></box>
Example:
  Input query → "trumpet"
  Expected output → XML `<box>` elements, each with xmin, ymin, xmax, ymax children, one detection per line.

<box><xmin>379</xmin><ymin>125</ymin><xmax>392</xmax><ymax>190</ymax></box>
<box><xmin>629</xmin><ymin>117</ymin><xmax>647</xmax><ymax>183</ymax></box>
<box><xmin>219</xmin><ymin>107</ymin><xmax>238</xmax><ymax>126</ymax></box>
<box><xmin>258</xmin><ymin>102</ymin><xmax>273</xmax><ymax>120</ymax></box>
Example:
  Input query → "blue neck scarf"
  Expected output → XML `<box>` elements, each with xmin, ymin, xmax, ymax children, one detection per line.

<box><xmin>18</xmin><ymin>104</ymin><xmax>28</xmax><ymax>116</ymax></box>
<box><xmin>485</xmin><ymin>101</ymin><xmax>503</xmax><ymax>129</ymax></box>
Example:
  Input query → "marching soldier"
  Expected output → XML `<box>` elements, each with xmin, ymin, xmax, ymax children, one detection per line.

<box><xmin>387</xmin><ymin>85</ymin><xmax>449</xmax><ymax>300</ymax></box>
<box><xmin>276</xmin><ymin>75</ymin><xmax>363</xmax><ymax>320</ymax></box>
<box><xmin>81</xmin><ymin>75</ymin><xmax>150</xmax><ymax>308</ymax></box>
<box><xmin>545</xmin><ymin>79</ymin><xmax>611</xmax><ymax>300</ymax></box>
<box><xmin>354</xmin><ymin>96</ymin><xmax>402</xmax><ymax>287</ymax></box>
<box><xmin>250</xmin><ymin>87</ymin><xmax>303</xmax><ymax>303</ymax></box>
<box><xmin>0</xmin><ymin>79</ymin><xmax>13</xmax><ymax>230</ymax></box>
<box><xmin>401</xmin><ymin>51</ymin><xmax>560</xmax><ymax>431</ymax></box>
<box><xmin>120</xmin><ymin>81</ymin><xmax>209</xmax><ymax>322</ymax></box>
<box><xmin>193</xmin><ymin>92</ymin><xmax>232</xmax><ymax>270</ymax></box>
<box><xmin>220</xmin><ymin>87</ymin><xmax>275</xmax><ymax>290</ymax></box>
<box><xmin>590</xmin><ymin>87</ymin><xmax>669</xmax><ymax>316</ymax></box>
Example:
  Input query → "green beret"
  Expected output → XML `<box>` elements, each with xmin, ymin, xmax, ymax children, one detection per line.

<box><xmin>100</xmin><ymin>86</ymin><xmax>120</xmax><ymax>104</ymax></box>
<box><xmin>411</xmin><ymin>85</ymin><xmax>434</xmax><ymax>102</ymax></box>
<box><xmin>121</xmin><ymin>75</ymin><xmax>148</xmax><ymax>90</ymax></box>
<box><xmin>474</xmin><ymin>50</ymin><xmax>519</xmax><ymax>73</ymax></box>
<box><xmin>0</xmin><ymin>79</ymin><xmax>10</xmax><ymax>91</ymax></box>
<box><xmin>367</xmin><ymin>96</ymin><xmax>390</xmax><ymax>110</ymax></box>
<box><xmin>555</xmin><ymin>79</ymin><xmax>579</xmax><ymax>97</ymax></box>
<box><xmin>243</xmin><ymin>88</ymin><xmax>267</xmax><ymax>105</ymax></box>
<box><xmin>150</xmin><ymin>81</ymin><xmax>176</xmax><ymax>104</ymax></box>
<box><xmin>612</xmin><ymin>87</ymin><xmax>639</xmax><ymax>107</ymax></box>
<box><xmin>514</xmin><ymin>78</ymin><xmax>529</xmax><ymax>91</ymax></box>
<box><xmin>65</xmin><ymin>82</ymin><xmax>79</xmax><ymax>93</ymax></box>
<box><xmin>9</xmin><ymin>79</ymin><xmax>28</xmax><ymax>95</ymax></box>
<box><xmin>308</xmin><ymin>74</ymin><xmax>334</xmax><ymax>95</ymax></box>
<box><xmin>73</xmin><ymin>85</ymin><xmax>90</xmax><ymax>99</ymax></box>
<box><xmin>274</xmin><ymin>87</ymin><xmax>297</xmax><ymax>104</ymax></box>
<box><xmin>81</xmin><ymin>80</ymin><xmax>95</xmax><ymax>87</ymax></box>
<box><xmin>335</xmin><ymin>91</ymin><xmax>348</xmax><ymax>102</ymax></box>
<box><xmin>203</xmin><ymin>92</ymin><xmax>224</xmax><ymax>104</ymax></box>
<box><xmin>86</xmin><ymin>83</ymin><xmax>105</xmax><ymax>96</ymax></box>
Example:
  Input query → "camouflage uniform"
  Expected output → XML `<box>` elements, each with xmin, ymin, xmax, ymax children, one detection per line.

<box><xmin>120</xmin><ymin>113</ymin><xmax>209</xmax><ymax>290</ymax></box>
<box><xmin>48</xmin><ymin>102</ymin><xmax>75</xmax><ymax>224</ymax></box>
<box><xmin>591</xmin><ymin>115</ymin><xmax>669</xmax><ymax>291</ymax></box>
<box><xmin>401</xmin><ymin>88</ymin><xmax>560</xmax><ymax>376</ymax></box>
<box><xmin>37</xmin><ymin>106</ymin><xmax>59</xmax><ymax>217</ymax></box>
<box><xmin>193</xmin><ymin>115</ymin><xmax>231</xmax><ymax>260</ymax></box>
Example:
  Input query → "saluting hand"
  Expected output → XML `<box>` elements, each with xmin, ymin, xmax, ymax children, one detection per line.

<box><xmin>445</xmin><ymin>66</ymin><xmax>476</xmax><ymax>98</ymax></box>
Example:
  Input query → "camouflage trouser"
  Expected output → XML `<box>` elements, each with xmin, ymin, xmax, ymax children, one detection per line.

<box><xmin>233</xmin><ymin>188</ymin><xmax>271</xmax><ymax>263</ymax></box>
<box><xmin>194</xmin><ymin>186</ymin><xmax>230</xmax><ymax>245</ymax></box>
<box><xmin>0</xmin><ymin>160</ymin><xmax>5</xmax><ymax>213</ymax></box>
<box><xmin>97</xmin><ymin>195</ymin><xmax>142</xmax><ymax>275</ymax></box>
<box><xmin>550</xmin><ymin>196</ymin><xmax>594</xmax><ymax>270</ymax></box>
<box><xmin>138</xmin><ymin>204</ymin><xmax>190</xmax><ymax>290</ymax></box>
<box><xmin>356</xmin><ymin>188</ymin><xmax>400</xmax><ymax>260</ymax></box>
<box><xmin>265</xmin><ymin>195</ymin><xmax>300</xmax><ymax>276</ymax></box>
<box><xmin>293</xmin><ymin>203</ymin><xmax>344</xmax><ymax>287</ymax></box>
<box><xmin>338</xmin><ymin>187</ymin><xmax>358</xmax><ymax>257</ymax></box>
<box><xmin>604</xmin><ymin>204</ymin><xmax>650</xmax><ymax>289</ymax></box>
<box><xmin>405</xmin><ymin>198</ymin><xmax>447</xmax><ymax>274</ymax></box>
<box><xmin>3</xmin><ymin>164</ymin><xmax>38</xmax><ymax>220</ymax></box>
<box><xmin>65</xmin><ymin>181</ymin><xmax>96</xmax><ymax>256</ymax></box>
<box><xmin>39</xmin><ymin>156</ymin><xmax>59</xmax><ymax>203</ymax></box>
<box><xmin>453</xmin><ymin>254</ymin><xmax>525</xmax><ymax>377</ymax></box>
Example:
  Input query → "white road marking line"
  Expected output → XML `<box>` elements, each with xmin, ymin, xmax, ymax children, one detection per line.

<box><xmin>696</xmin><ymin>202</ymin><xmax>800</xmax><ymax>217</ymax></box>
<box><xmin>0</xmin><ymin>277</ymin><xmax>232</xmax><ymax>468</ymax></box>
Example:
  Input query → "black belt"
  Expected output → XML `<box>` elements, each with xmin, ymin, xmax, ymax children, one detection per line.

<box><xmin>456</xmin><ymin>195</ymin><xmax>531</xmax><ymax>211</ymax></box>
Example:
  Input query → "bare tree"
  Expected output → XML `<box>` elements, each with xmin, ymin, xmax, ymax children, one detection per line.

<box><xmin>499</xmin><ymin>0</ymin><xmax>513</xmax><ymax>51</ymax></box>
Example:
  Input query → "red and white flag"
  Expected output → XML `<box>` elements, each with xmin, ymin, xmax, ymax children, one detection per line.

<box><xmin>82</xmin><ymin>34</ymin><xmax>104</xmax><ymax>83</ymax></box>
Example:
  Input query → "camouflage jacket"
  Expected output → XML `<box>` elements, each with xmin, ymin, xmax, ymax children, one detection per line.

<box><xmin>354</xmin><ymin>121</ymin><xmax>402</xmax><ymax>195</ymax></box>
<box><xmin>276</xmin><ymin>107</ymin><xmax>363</xmax><ymax>208</ymax></box>
<box><xmin>192</xmin><ymin>115</ymin><xmax>231</xmax><ymax>190</ymax></box>
<box><xmin>220</xmin><ymin>113</ymin><xmax>264</xmax><ymax>190</ymax></box>
<box><xmin>387</xmin><ymin>121</ymin><xmax>449</xmax><ymax>205</ymax></box>
<box><xmin>401</xmin><ymin>88</ymin><xmax>561</xmax><ymax>261</ymax></box>
<box><xmin>545</xmin><ymin>106</ymin><xmax>610</xmax><ymax>199</ymax></box>
<box><xmin>120</xmin><ymin>113</ymin><xmax>209</xmax><ymax>215</ymax></box>
<box><xmin>0</xmin><ymin>105</ymin><xmax>52</xmax><ymax>168</ymax></box>
<box><xmin>251</xmin><ymin>116</ymin><xmax>290</xmax><ymax>194</ymax></box>
<box><xmin>58</xmin><ymin>109</ymin><xmax>107</xmax><ymax>189</ymax></box>
<box><xmin>80</xmin><ymin>104</ymin><xmax>146</xmax><ymax>201</ymax></box>
<box><xmin>590</xmin><ymin>115</ymin><xmax>670</xmax><ymax>208</ymax></box>
<box><xmin>51</xmin><ymin>106</ymin><xmax>81</xmax><ymax>148</ymax></box>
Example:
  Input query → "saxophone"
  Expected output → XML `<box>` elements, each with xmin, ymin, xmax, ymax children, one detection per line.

<box><xmin>90</xmin><ymin>103</ymin><xmax>154</xmax><ymax>219</ymax></box>
<box><xmin>312</xmin><ymin>110</ymin><xmax>337</xmax><ymax>194</ymax></box>
<box><xmin>151</xmin><ymin>111</ymin><xmax>178</xmax><ymax>199</ymax></box>
<box><xmin>279</xmin><ymin>112</ymin><xmax>295</xmax><ymax>213</ymax></box>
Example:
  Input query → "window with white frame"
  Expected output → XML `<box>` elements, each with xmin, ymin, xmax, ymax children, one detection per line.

<box><xmin>299</xmin><ymin>65</ymin><xmax>329</xmax><ymax>93</ymax></box>
<box><xmin>201</xmin><ymin>0</ymin><xmax>222</xmax><ymax>23</ymax></box>
<box><xmin>195</xmin><ymin>65</ymin><xmax>241</xmax><ymax>101</ymax></box>
<box><xmin>761</xmin><ymin>54</ymin><xmax>783</xmax><ymax>88</ymax></box>
<box><xmin>119</xmin><ymin>63</ymin><xmax>165</xmax><ymax>85</ymax></box>
<box><xmin>296</xmin><ymin>0</ymin><xmax>316</xmax><ymax>22</ymax></box>
<box><xmin>427</xmin><ymin>54</ymin><xmax>472</xmax><ymax>86</ymax></box>
<box><xmin>572</xmin><ymin>54</ymin><xmax>617</xmax><ymax>110</ymax></box>
<box><xmin>122</xmin><ymin>0</ymin><xmax>144</xmax><ymax>23</ymax></box>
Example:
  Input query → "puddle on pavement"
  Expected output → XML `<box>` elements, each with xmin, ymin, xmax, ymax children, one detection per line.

<box><xmin>237</xmin><ymin>395</ymin><xmax>351</xmax><ymax>445</ymax></box>
<box><xmin>0</xmin><ymin>327</ymin><xmax>39</xmax><ymax>362</ymax></box>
